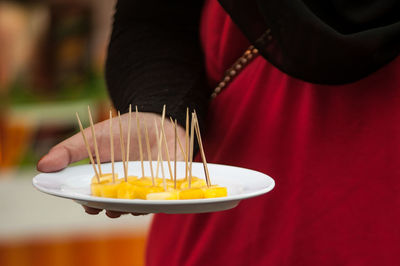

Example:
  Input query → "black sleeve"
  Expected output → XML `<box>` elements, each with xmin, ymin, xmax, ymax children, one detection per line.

<box><xmin>105</xmin><ymin>0</ymin><xmax>210</xmax><ymax>128</ymax></box>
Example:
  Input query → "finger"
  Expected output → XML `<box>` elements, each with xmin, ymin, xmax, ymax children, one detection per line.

<box><xmin>83</xmin><ymin>205</ymin><xmax>102</xmax><ymax>215</ymax></box>
<box><xmin>37</xmin><ymin>118</ymin><xmax>112</xmax><ymax>172</ymax></box>
<box><xmin>37</xmin><ymin>128</ymin><xmax>95</xmax><ymax>172</ymax></box>
<box><xmin>37</xmin><ymin>143</ymin><xmax>84</xmax><ymax>173</ymax></box>
<box><xmin>146</xmin><ymin>117</ymin><xmax>186</xmax><ymax>161</ymax></box>
<box><xmin>131</xmin><ymin>212</ymin><xmax>148</xmax><ymax>216</ymax></box>
<box><xmin>36</xmin><ymin>112</ymin><xmax>184</xmax><ymax>173</ymax></box>
<box><xmin>105</xmin><ymin>210</ymin><xmax>127</xmax><ymax>218</ymax></box>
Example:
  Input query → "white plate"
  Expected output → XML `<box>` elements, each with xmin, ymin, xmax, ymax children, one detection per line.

<box><xmin>33</xmin><ymin>161</ymin><xmax>275</xmax><ymax>214</ymax></box>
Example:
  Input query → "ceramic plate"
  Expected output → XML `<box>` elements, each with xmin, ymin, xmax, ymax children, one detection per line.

<box><xmin>33</xmin><ymin>161</ymin><xmax>275</xmax><ymax>214</ymax></box>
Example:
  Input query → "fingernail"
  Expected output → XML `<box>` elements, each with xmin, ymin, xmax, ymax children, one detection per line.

<box><xmin>106</xmin><ymin>211</ymin><xmax>122</xmax><ymax>218</ymax></box>
<box><xmin>86</xmin><ymin>210</ymin><xmax>101</xmax><ymax>215</ymax></box>
<box><xmin>36</xmin><ymin>154</ymin><xmax>49</xmax><ymax>172</ymax></box>
<box><xmin>36</xmin><ymin>147</ymin><xmax>69</xmax><ymax>172</ymax></box>
<box><xmin>83</xmin><ymin>205</ymin><xmax>102</xmax><ymax>215</ymax></box>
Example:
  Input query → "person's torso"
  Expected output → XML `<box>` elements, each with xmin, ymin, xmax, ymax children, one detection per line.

<box><xmin>146</xmin><ymin>1</ymin><xmax>400</xmax><ymax>265</ymax></box>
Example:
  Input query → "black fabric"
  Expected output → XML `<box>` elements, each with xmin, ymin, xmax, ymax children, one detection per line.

<box><xmin>105</xmin><ymin>0</ymin><xmax>210</xmax><ymax>129</ymax></box>
<box><xmin>218</xmin><ymin>0</ymin><xmax>400</xmax><ymax>84</ymax></box>
<box><xmin>106</xmin><ymin>0</ymin><xmax>400</xmax><ymax>123</ymax></box>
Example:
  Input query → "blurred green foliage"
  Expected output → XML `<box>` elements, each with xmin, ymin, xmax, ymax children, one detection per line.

<box><xmin>7</xmin><ymin>70</ymin><xmax>107</xmax><ymax>105</ymax></box>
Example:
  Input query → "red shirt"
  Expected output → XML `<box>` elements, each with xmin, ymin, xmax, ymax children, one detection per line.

<box><xmin>146</xmin><ymin>1</ymin><xmax>400</xmax><ymax>265</ymax></box>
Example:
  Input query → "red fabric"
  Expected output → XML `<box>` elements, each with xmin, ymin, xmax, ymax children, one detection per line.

<box><xmin>146</xmin><ymin>1</ymin><xmax>400</xmax><ymax>265</ymax></box>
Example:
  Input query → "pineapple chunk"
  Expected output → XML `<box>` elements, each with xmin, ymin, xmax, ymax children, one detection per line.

<box><xmin>180</xmin><ymin>178</ymin><xmax>207</xmax><ymax>189</ymax></box>
<box><xmin>118</xmin><ymin>176</ymin><xmax>138</xmax><ymax>184</ymax></box>
<box><xmin>146</xmin><ymin>191</ymin><xmax>179</xmax><ymax>200</ymax></box>
<box><xmin>155</xmin><ymin>178</ymin><xmax>175</xmax><ymax>188</ymax></box>
<box><xmin>202</xmin><ymin>186</ymin><xmax>227</xmax><ymax>198</ymax></box>
<box><xmin>175</xmin><ymin>179</ymin><xmax>185</xmax><ymax>187</ymax></box>
<box><xmin>133</xmin><ymin>177</ymin><xmax>174</xmax><ymax>187</ymax></box>
<box><xmin>179</xmin><ymin>188</ymin><xmax>204</xmax><ymax>200</ymax></box>
<box><xmin>117</xmin><ymin>182</ymin><xmax>135</xmax><ymax>199</ymax></box>
<box><xmin>133</xmin><ymin>177</ymin><xmax>155</xmax><ymax>187</ymax></box>
<box><xmin>91</xmin><ymin>180</ymin><xmax>108</xmax><ymax>196</ymax></box>
<box><xmin>134</xmin><ymin>186</ymin><xmax>164</xmax><ymax>199</ymax></box>
<box><xmin>99</xmin><ymin>182</ymin><xmax>121</xmax><ymax>198</ymax></box>
<box><xmin>91</xmin><ymin>173</ymin><xmax>118</xmax><ymax>184</ymax></box>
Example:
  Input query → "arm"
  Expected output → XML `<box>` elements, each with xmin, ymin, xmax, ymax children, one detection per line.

<box><xmin>106</xmin><ymin>0</ymin><xmax>209</xmax><ymax>127</ymax></box>
<box><xmin>37</xmin><ymin>0</ymin><xmax>207</xmax><ymax>217</ymax></box>
<box><xmin>38</xmin><ymin>0</ymin><xmax>207</xmax><ymax>173</ymax></box>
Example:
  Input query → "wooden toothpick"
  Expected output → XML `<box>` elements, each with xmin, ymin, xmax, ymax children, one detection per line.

<box><xmin>135</xmin><ymin>106</ymin><xmax>145</xmax><ymax>177</ymax></box>
<box><xmin>188</xmin><ymin>112</ymin><xmax>195</xmax><ymax>188</ymax></box>
<box><xmin>154</xmin><ymin>120</ymin><xmax>166</xmax><ymax>190</ymax></box>
<box><xmin>155</xmin><ymin>108</ymin><xmax>165</xmax><ymax>178</ymax></box>
<box><xmin>193</xmin><ymin>112</ymin><xmax>211</xmax><ymax>187</ymax></box>
<box><xmin>155</xmin><ymin>120</ymin><xmax>161</xmax><ymax>178</ymax></box>
<box><xmin>169</xmin><ymin>117</ymin><xmax>186</xmax><ymax>159</ymax></box>
<box><xmin>76</xmin><ymin>112</ymin><xmax>99</xmax><ymax>182</ymax></box>
<box><xmin>174</xmin><ymin>119</ymin><xmax>177</xmax><ymax>189</ymax></box>
<box><xmin>185</xmin><ymin>108</ymin><xmax>189</xmax><ymax>180</ymax></box>
<box><xmin>118</xmin><ymin>111</ymin><xmax>127</xmax><ymax>181</ymax></box>
<box><xmin>126</xmin><ymin>105</ymin><xmax>132</xmax><ymax>177</ymax></box>
<box><xmin>160</xmin><ymin>108</ymin><xmax>173</xmax><ymax>180</ymax></box>
<box><xmin>109</xmin><ymin>110</ymin><xmax>115</xmax><ymax>183</ymax></box>
<box><xmin>144</xmin><ymin>122</ymin><xmax>155</xmax><ymax>186</ymax></box>
<box><xmin>88</xmin><ymin>106</ymin><xmax>102</xmax><ymax>176</ymax></box>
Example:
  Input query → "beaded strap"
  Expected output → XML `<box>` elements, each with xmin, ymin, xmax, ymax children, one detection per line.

<box><xmin>211</xmin><ymin>45</ymin><xmax>259</xmax><ymax>99</ymax></box>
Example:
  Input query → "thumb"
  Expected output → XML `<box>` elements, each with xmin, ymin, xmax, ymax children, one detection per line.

<box><xmin>36</xmin><ymin>130</ymin><xmax>91</xmax><ymax>173</ymax></box>
<box><xmin>36</xmin><ymin>114</ymin><xmax>129</xmax><ymax>173</ymax></box>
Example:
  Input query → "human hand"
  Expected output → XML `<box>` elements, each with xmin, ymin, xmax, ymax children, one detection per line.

<box><xmin>37</xmin><ymin>112</ymin><xmax>186</xmax><ymax>218</ymax></box>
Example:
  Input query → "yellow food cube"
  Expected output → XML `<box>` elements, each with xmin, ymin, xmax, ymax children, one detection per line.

<box><xmin>180</xmin><ymin>178</ymin><xmax>207</xmax><ymax>189</ymax></box>
<box><xmin>156</xmin><ymin>178</ymin><xmax>175</xmax><ymax>188</ymax></box>
<box><xmin>179</xmin><ymin>188</ymin><xmax>204</xmax><ymax>200</ymax></box>
<box><xmin>118</xmin><ymin>176</ymin><xmax>138</xmax><ymax>184</ymax></box>
<box><xmin>91</xmin><ymin>173</ymin><xmax>118</xmax><ymax>184</ymax></box>
<box><xmin>202</xmin><ymin>186</ymin><xmax>228</xmax><ymax>198</ymax></box>
<box><xmin>99</xmin><ymin>182</ymin><xmax>121</xmax><ymax>198</ymax></box>
<box><xmin>133</xmin><ymin>177</ymin><xmax>155</xmax><ymax>187</ymax></box>
<box><xmin>134</xmin><ymin>186</ymin><xmax>164</xmax><ymax>199</ymax></box>
<box><xmin>117</xmin><ymin>182</ymin><xmax>135</xmax><ymax>199</ymax></box>
<box><xmin>146</xmin><ymin>191</ymin><xmax>179</xmax><ymax>200</ymax></box>
<box><xmin>132</xmin><ymin>177</ymin><xmax>173</xmax><ymax>187</ymax></box>
<box><xmin>175</xmin><ymin>179</ymin><xmax>185</xmax><ymax>187</ymax></box>
<box><xmin>91</xmin><ymin>180</ymin><xmax>108</xmax><ymax>196</ymax></box>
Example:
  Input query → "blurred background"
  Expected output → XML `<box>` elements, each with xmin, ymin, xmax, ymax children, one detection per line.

<box><xmin>0</xmin><ymin>0</ymin><xmax>151</xmax><ymax>265</ymax></box>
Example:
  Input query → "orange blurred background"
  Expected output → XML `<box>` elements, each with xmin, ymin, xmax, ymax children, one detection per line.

<box><xmin>0</xmin><ymin>1</ymin><xmax>150</xmax><ymax>265</ymax></box>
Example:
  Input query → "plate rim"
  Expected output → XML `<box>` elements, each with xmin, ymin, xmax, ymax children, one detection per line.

<box><xmin>32</xmin><ymin>162</ymin><xmax>275</xmax><ymax>206</ymax></box>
